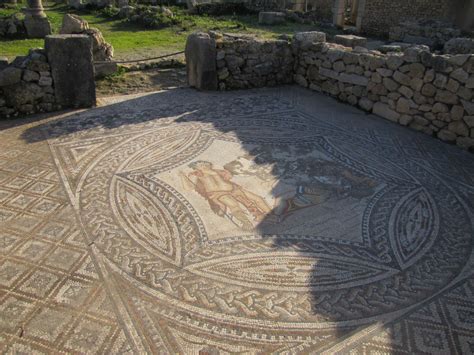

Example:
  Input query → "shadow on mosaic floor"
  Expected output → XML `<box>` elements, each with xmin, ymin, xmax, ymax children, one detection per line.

<box><xmin>15</xmin><ymin>87</ymin><xmax>474</xmax><ymax>352</ymax></box>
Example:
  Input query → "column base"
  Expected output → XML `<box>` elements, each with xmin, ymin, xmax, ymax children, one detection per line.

<box><xmin>24</xmin><ymin>16</ymin><xmax>52</xmax><ymax>38</ymax></box>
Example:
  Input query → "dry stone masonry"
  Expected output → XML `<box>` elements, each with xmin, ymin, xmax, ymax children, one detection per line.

<box><xmin>359</xmin><ymin>0</ymin><xmax>454</xmax><ymax>37</ymax></box>
<box><xmin>186</xmin><ymin>31</ymin><xmax>474</xmax><ymax>151</ymax></box>
<box><xmin>213</xmin><ymin>32</ymin><xmax>294</xmax><ymax>90</ymax></box>
<box><xmin>295</xmin><ymin>38</ymin><xmax>474</xmax><ymax>150</ymax></box>
<box><xmin>389</xmin><ymin>20</ymin><xmax>462</xmax><ymax>49</ymax></box>
<box><xmin>444</xmin><ymin>38</ymin><xmax>474</xmax><ymax>55</ymax></box>
<box><xmin>0</xmin><ymin>35</ymin><xmax>96</xmax><ymax>118</ymax></box>
<box><xmin>0</xmin><ymin>49</ymin><xmax>57</xmax><ymax>118</ymax></box>
<box><xmin>0</xmin><ymin>13</ymin><xmax>25</xmax><ymax>37</ymax></box>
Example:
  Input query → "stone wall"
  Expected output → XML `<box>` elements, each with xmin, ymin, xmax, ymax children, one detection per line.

<box><xmin>0</xmin><ymin>14</ymin><xmax>25</xmax><ymax>37</ymax></box>
<box><xmin>296</xmin><ymin>40</ymin><xmax>474</xmax><ymax>150</ymax></box>
<box><xmin>0</xmin><ymin>49</ymin><xmax>58</xmax><ymax>118</ymax></box>
<box><xmin>0</xmin><ymin>35</ymin><xmax>96</xmax><ymax>119</ymax></box>
<box><xmin>359</xmin><ymin>0</ymin><xmax>454</xmax><ymax>37</ymax></box>
<box><xmin>389</xmin><ymin>20</ymin><xmax>462</xmax><ymax>49</ymax></box>
<box><xmin>214</xmin><ymin>33</ymin><xmax>294</xmax><ymax>90</ymax></box>
<box><xmin>187</xmin><ymin>31</ymin><xmax>474</xmax><ymax>150</ymax></box>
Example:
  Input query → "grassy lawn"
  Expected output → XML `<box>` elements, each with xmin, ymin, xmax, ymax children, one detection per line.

<box><xmin>1</xmin><ymin>2</ymin><xmax>320</xmax><ymax>60</ymax></box>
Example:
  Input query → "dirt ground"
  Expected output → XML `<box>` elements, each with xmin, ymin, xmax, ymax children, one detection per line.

<box><xmin>95</xmin><ymin>66</ymin><xmax>188</xmax><ymax>98</ymax></box>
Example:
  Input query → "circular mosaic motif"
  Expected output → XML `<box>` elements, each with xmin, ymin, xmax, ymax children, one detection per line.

<box><xmin>77</xmin><ymin>114</ymin><xmax>472</xmax><ymax>331</ymax></box>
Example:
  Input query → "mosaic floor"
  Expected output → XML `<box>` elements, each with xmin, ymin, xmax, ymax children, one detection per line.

<box><xmin>1</xmin><ymin>86</ymin><xmax>474</xmax><ymax>354</ymax></box>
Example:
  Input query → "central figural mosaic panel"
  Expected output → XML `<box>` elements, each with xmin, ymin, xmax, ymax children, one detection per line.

<box><xmin>155</xmin><ymin>139</ymin><xmax>383</xmax><ymax>241</ymax></box>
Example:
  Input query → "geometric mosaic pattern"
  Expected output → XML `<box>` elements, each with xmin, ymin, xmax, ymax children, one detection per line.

<box><xmin>1</xmin><ymin>87</ymin><xmax>473</xmax><ymax>353</ymax></box>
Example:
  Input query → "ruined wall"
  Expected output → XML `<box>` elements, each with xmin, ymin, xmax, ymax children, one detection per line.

<box><xmin>296</xmin><ymin>41</ymin><xmax>474</xmax><ymax>150</ymax></box>
<box><xmin>0</xmin><ymin>49</ymin><xmax>59</xmax><ymax>118</ymax></box>
<box><xmin>359</xmin><ymin>0</ymin><xmax>454</xmax><ymax>37</ymax></box>
<box><xmin>214</xmin><ymin>33</ymin><xmax>294</xmax><ymax>90</ymax></box>
<box><xmin>188</xmin><ymin>31</ymin><xmax>474</xmax><ymax>150</ymax></box>
<box><xmin>389</xmin><ymin>20</ymin><xmax>462</xmax><ymax>49</ymax></box>
<box><xmin>0</xmin><ymin>14</ymin><xmax>25</xmax><ymax>37</ymax></box>
<box><xmin>0</xmin><ymin>35</ymin><xmax>96</xmax><ymax>119</ymax></box>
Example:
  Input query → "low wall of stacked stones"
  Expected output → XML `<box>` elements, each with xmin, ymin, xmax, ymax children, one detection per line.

<box><xmin>359</xmin><ymin>0</ymin><xmax>454</xmax><ymax>37</ymax></box>
<box><xmin>295</xmin><ymin>41</ymin><xmax>474</xmax><ymax>149</ymax></box>
<box><xmin>389</xmin><ymin>20</ymin><xmax>462</xmax><ymax>49</ymax></box>
<box><xmin>215</xmin><ymin>34</ymin><xmax>294</xmax><ymax>90</ymax></box>
<box><xmin>186</xmin><ymin>32</ymin><xmax>474</xmax><ymax>150</ymax></box>
<box><xmin>0</xmin><ymin>49</ymin><xmax>57</xmax><ymax>118</ymax></box>
<box><xmin>0</xmin><ymin>35</ymin><xmax>96</xmax><ymax>119</ymax></box>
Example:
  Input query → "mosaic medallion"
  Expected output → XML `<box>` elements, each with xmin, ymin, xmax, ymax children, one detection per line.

<box><xmin>46</xmin><ymin>88</ymin><xmax>474</xmax><ymax>352</ymax></box>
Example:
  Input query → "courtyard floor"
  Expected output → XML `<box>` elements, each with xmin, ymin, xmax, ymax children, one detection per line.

<box><xmin>0</xmin><ymin>86</ymin><xmax>473</xmax><ymax>353</ymax></box>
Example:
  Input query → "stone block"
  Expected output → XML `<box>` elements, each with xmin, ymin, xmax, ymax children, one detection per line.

<box><xmin>466</xmin><ymin>76</ymin><xmax>474</xmax><ymax>89</ymax></box>
<box><xmin>358</xmin><ymin>98</ymin><xmax>373</xmax><ymax>111</ymax></box>
<box><xmin>0</xmin><ymin>67</ymin><xmax>22</xmax><ymax>86</ymax></box>
<box><xmin>4</xmin><ymin>82</ymin><xmax>42</xmax><ymax>106</ymax></box>
<box><xmin>45</xmin><ymin>34</ymin><xmax>95</xmax><ymax>108</ymax></box>
<box><xmin>294</xmin><ymin>32</ymin><xmax>326</xmax><ymax>50</ymax></box>
<box><xmin>376</xmin><ymin>68</ymin><xmax>393</xmax><ymax>77</ymax></box>
<box><xmin>258</xmin><ymin>12</ymin><xmax>286</xmax><ymax>26</ymax></box>
<box><xmin>393</xmin><ymin>71</ymin><xmax>411</xmax><ymax>86</ymax></box>
<box><xmin>457</xmin><ymin>137</ymin><xmax>474</xmax><ymax>149</ymax></box>
<box><xmin>435</xmin><ymin>90</ymin><xmax>458</xmax><ymax>105</ymax></box>
<box><xmin>334</xmin><ymin>35</ymin><xmax>367</xmax><ymax>49</ymax></box>
<box><xmin>448</xmin><ymin>121</ymin><xmax>469</xmax><ymax>136</ymax></box>
<box><xmin>403</xmin><ymin>45</ymin><xmax>429</xmax><ymax>63</ymax></box>
<box><xmin>378</xmin><ymin>45</ymin><xmax>402</xmax><ymax>54</ymax></box>
<box><xmin>318</xmin><ymin>67</ymin><xmax>339</xmax><ymax>80</ymax></box>
<box><xmin>421</xmin><ymin>83</ymin><xmax>436</xmax><ymax>97</ymax></box>
<box><xmin>339</xmin><ymin>73</ymin><xmax>369</xmax><ymax>86</ymax></box>
<box><xmin>450</xmin><ymin>68</ymin><xmax>468</xmax><ymax>83</ymax></box>
<box><xmin>438</xmin><ymin>129</ymin><xmax>457</xmax><ymax>142</ymax></box>
<box><xmin>462</xmin><ymin>99</ymin><xmax>474</xmax><ymax>115</ymax></box>
<box><xmin>464</xmin><ymin>116</ymin><xmax>474</xmax><ymax>128</ymax></box>
<box><xmin>383</xmin><ymin>77</ymin><xmax>399</xmax><ymax>92</ymax></box>
<box><xmin>386</xmin><ymin>54</ymin><xmax>404</xmax><ymax>70</ymax></box>
<box><xmin>373</xmin><ymin>102</ymin><xmax>400</xmax><ymax>122</ymax></box>
<box><xmin>60</xmin><ymin>14</ymin><xmax>89</xmax><ymax>34</ymax></box>
<box><xmin>185</xmin><ymin>32</ymin><xmax>217</xmax><ymax>91</ymax></box>
<box><xmin>444</xmin><ymin>38</ymin><xmax>474</xmax><ymax>55</ymax></box>
<box><xmin>22</xmin><ymin>70</ymin><xmax>40</xmax><ymax>82</ymax></box>
<box><xmin>24</xmin><ymin>16</ymin><xmax>52</xmax><ymax>39</ymax></box>
<box><xmin>396</xmin><ymin>97</ymin><xmax>411</xmax><ymax>114</ymax></box>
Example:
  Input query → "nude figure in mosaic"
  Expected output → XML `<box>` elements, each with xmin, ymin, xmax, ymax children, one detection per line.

<box><xmin>181</xmin><ymin>161</ymin><xmax>271</xmax><ymax>230</ymax></box>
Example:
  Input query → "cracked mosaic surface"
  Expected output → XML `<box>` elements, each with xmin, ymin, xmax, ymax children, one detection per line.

<box><xmin>1</xmin><ymin>86</ymin><xmax>473</xmax><ymax>353</ymax></box>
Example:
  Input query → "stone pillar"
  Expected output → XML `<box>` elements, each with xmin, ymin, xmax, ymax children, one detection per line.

<box><xmin>350</xmin><ymin>0</ymin><xmax>359</xmax><ymax>24</ymax></box>
<box><xmin>333</xmin><ymin>0</ymin><xmax>345</xmax><ymax>28</ymax></box>
<box><xmin>355</xmin><ymin>0</ymin><xmax>366</xmax><ymax>32</ymax></box>
<box><xmin>185</xmin><ymin>32</ymin><xmax>217</xmax><ymax>91</ymax></box>
<box><xmin>45</xmin><ymin>35</ymin><xmax>96</xmax><ymax>108</ymax></box>
<box><xmin>23</xmin><ymin>0</ymin><xmax>52</xmax><ymax>38</ymax></box>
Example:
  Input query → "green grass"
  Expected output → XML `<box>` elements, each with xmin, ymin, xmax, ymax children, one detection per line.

<box><xmin>1</xmin><ymin>2</ymin><xmax>319</xmax><ymax>59</ymax></box>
